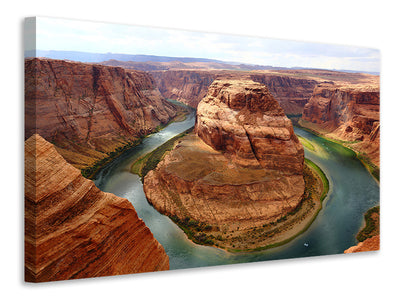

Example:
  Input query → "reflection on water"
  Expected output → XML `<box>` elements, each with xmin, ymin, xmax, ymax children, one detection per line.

<box><xmin>94</xmin><ymin>115</ymin><xmax>379</xmax><ymax>270</ymax></box>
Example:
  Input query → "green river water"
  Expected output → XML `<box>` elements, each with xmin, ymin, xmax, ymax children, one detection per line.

<box><xmin>94</xmin><ymin>111</ymin><xmax>379</xmax><ymax>269</ymax></box>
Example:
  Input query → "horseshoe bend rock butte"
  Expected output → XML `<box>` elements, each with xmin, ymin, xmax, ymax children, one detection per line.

<box><xmin>144</xmin><ymin>80</ymin><xmax>305</xmax><ymax>244</ymax></box>
<box><xmin>195</xmin><ymin>80</ymin><xmax>304</xmax><ymax>173</ymax></box>
<box><xmin>25</xmin><ymin>134</ymin><xmax>169</xmax><ymax>282</ymax></box>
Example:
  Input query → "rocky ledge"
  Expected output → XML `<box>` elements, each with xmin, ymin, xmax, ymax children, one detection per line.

<box><xmin>301</xmin><ymin>83</ymin><xmax>380</xmax><ymax>168</ymax></box>
<box><xmin>143</xmin><ymin>80</ymin><xmax>313</xmax><ymax>250</ymax></box>
<box><xmin>25</xmin><ymin>134</ymin><xmax>169</xmax><ymax>282</ymax></box>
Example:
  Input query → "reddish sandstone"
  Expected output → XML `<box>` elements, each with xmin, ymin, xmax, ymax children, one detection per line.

<box><xmin>144</xmin><ymin>80</ymin><xmax>305</xmax><ymax>237</ymax></box>
<box><xmin>25</xmin><ymin>58</ymin><xmax>178</xmax><ymax>168</ymax></box>
<box><xmin>25</xmin><ymin>134</ymin><xmax>169</xmax><ymax>282</ymax></box>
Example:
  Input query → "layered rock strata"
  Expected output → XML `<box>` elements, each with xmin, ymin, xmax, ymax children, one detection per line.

<box><xmin>195</xmin><ymin>80</ymin><xmax>304</xmax><ymax>173</ymax></box>
<box><xmin>249</xmin><ymin>73</ymin><xmax>317</xmax><ymax>114</ymax></box>
<box><xmin>301</xmin><ymin>83</ymin><xmax>380</xmax><ymax>166</ymax></box>
<box><xmin>25</xmin><ymin>58</ymin><xmax>178</xmax><ymax>169</ymax></box>
<box><xmin>151</xmin><ymin>70</ymin><xmax>216</xmax><ymax>108</ymax></box>
<box><xmin>151</xmin><ymin>70</ymin><xmax>318</xmax><ymax>114</ymax></box>
<box><xmin>144</xmin><ymin>80</ymin><xmax>305</xmax><ymax>248</ymax></box>
<box><xmin>25</xmin><ymin>134</ymin><xmax>169</xmax><ymax>282</ymax></box>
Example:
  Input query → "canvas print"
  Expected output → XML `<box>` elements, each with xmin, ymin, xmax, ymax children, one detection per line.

<box><xmin>24</xmin><ymin>17</ymin><xmax>380</xmax><ymax>283</ymax></box>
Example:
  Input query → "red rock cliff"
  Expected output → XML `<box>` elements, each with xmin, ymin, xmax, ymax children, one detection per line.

<box><xmin>249</xmin><ymin>74</ymin><xmax>317</xmax><ymax>115</ymax></box>
<box><xmin>151</xmin><ymin>70</ymin><xmax>216</xmax><ymax>108</ymax></box>
<box><xmin>151</xmin><ymin>70</ymin><xmax>317</xmax><ymax>114</ymax></box>
<box><xmin>25</xmin><ymin>58</ymin><xmax>178</xmax><ymax>168</ymax></box>
<box><xmin>25</xmin><ymin>134</ymin><xmax>169</xmax><ymax>282</ymax></box>
<box><xmin>301</xmin><ymin>83</ymin><xmax>380</xmax><ymax>166</ymax></box>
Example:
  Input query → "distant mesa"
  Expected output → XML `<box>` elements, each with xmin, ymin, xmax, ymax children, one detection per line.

<box><xmin>25</xmin><ymin>134</ymin><xmax>169</xmax><ymax>282</ymax></box>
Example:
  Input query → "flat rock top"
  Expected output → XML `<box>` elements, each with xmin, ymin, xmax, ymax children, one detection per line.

<box><xmin>163</xmin><ymin>133</ymin><xmax>280</xmax><ymax>185</ymax></box>
<box><xmin>204</xmin><ymin>79</ymin><xmax>285</xmax><ymax>115</ymax></box>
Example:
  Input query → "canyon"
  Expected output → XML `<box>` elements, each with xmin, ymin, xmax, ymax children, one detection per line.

<box><xmin>301</xmin><ymin>81</ymin><xmax>380</xmax><ymax>168</ymax></box>
<box><xmin>143</xmin><ymin>80</ymin><xmax>325</xmax><ymax>250</ymax></box>
<box><xmin>24</xmin><ymin>53</ymin><xmax>380</xmax><ymax>277</ymax></box>
<box><xmin>25</xmin><ymin>134</ymin><xmax>169</xmax><ymax>282</ymax></box>
<box><xmin>130</xmin><ymin>66</ymin><xmax>376</xmax><ymax>116</ymax></box>
<box><xmin>25</xmin><ymin>58</ymin><xmax>182</xmax><ymax>170</ymax></box>
<box><xmin>98</xmin><ymin>60</ymin><xmax>380</xmax><ymax>170</ymax></box>
<box><xmin>150</xmin><ymin>70</ymin><xmax>318</xmax><ymax>115</ymax></box>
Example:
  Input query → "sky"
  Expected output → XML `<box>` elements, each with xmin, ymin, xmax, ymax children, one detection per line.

<box><xmin>29</xmin><ymin>17</ymin><xmax>380</xmax><ymax>72</ymax></box>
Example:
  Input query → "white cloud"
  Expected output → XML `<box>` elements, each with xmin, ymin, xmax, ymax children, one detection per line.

<box><xmin>34</xmin><ymin>17</ymin><xmax>380</xmax><ymax>72</ymax></box>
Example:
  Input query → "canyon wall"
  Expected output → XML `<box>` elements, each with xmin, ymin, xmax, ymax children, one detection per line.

<box><xmin>249</xmin><ymin>74</ymin><xmax>317</xmax><ymax>114</ymax></box>
<box><xmin>25</xmin><ymin>134</ymin><xmax>169</xmax><ymax>282</ymax></box>
<box><xmin>25</xmin><ymin>58</ymin><xmax>178</xmax><ymax>169</ymax></box>
<box><xmin>151</xmin><ymin>70</ymin><xmax>216</xmax><ymax>108</ymax></box>
<box><xmin>151</xmin><ymin>70</ymin><xmax>318</xmax><ymax>114</ymax></box>
<box><xmin>144</xmin><ymin>80</ymin><xmax>305</xmax><ymax>249</ymax></box>
<box><xmin>301</xmin><ymin>83</ymin><xmax>380</xmax><ymax>166</ymax></box>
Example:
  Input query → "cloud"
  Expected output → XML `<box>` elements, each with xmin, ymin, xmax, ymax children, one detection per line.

<box><xmin>35</xmin><ymin>17</ymin><xmax>380</xmax><ymax>72</ymax></box>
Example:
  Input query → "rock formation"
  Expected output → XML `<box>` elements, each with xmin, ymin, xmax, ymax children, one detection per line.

<box><xmin>195</xmin><ymin>80</ymin><xmax>304</xmax><ymax>173</ymax></box>
<box><xmin>25</xmin><ymin>58</ymin><xmax>178</xmax><ymax>169</ymax></box>
<box><xmin>301</xmin><ymin>83</ymin><xmax>380</xmax><ymax>166</ymax></box>
<box><xmin>249</xmin><ymin>73</ymin><xmax>317</xmax><ymax>115</ymax></box>
<box><xmin>151</xmin><ymin>70</ymin><xmax>318</xmax><ymax>114</ymax></box>
<box><xmin>143</xmin><ymin>80</ymin><xmax>305</xmax><ymax>249</ymax></box>
<box><xmin>344</xmin><ymin>235</ymin><xmax>380</xmax><ymax>253</ymax></box>
<box><xmin>25</xmin><ymin>134</ymin><xmax>169</xmax><ymax>282</ymax></box>
<box><xmin>151</xmin><ymin>70</ymin><xmax>216</xmax><ymax>108</ymax></box>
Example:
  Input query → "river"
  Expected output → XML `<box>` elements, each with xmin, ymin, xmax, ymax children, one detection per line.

<box><xmin>94</xmin><ymin>111</ymin><xmax>379</xmax><ymax>270</ymax></box>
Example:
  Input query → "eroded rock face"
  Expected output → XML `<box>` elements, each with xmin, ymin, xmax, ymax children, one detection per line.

<box><xmin>151</xmin><ymin>70</ymin><xmax>318</xmax><ymax>114</ymax></box>
<box><xmin>344</xmin><ymin>235</ymin><xmax>380</xmax><ymax>253</ymax></box>
<box><xmin>25</xmin><ymin>134</ymin><xmax>169</xmax><ymax>282</ymax></box>
<box><xmin>144</xmin><ymin>80</ymin><xmax>305</xmax><ymax>242</ymax></box>
<box><xmin>301</xmin><ymin>83</ymin><xmax>380</xmax><ymax>166</ymax></box>
<box><xmin>195</xmin><ymin>80</ymin><xmax>304</xmax><ymax>173</ymax></box>
<box><xmin>25</xmin><ymin>58</ymin><xmax>177</xmax><ymax>168</ymax></box>
<box><xmin>249</xmin><ymin>74</ymin><xmax>317</xmax><ymax>115</ymax></box>
<box><xmin>151</xmin><ymin>70</ymin><xmax>216</xmax><ymax>108</ymax></box>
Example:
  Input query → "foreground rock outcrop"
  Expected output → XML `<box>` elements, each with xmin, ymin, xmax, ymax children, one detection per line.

<box><xmin>25</xmin><ymin>58</ymin><xmax>179</xmax><ymax>169</ymax></box>
<box><xmin>344</xmin><ymin>235</ymin><xmax>380</xmax><ymax>253</ymax></box>
<box><xmin>301</xmin><ymin>83</ymin><xmax>380</xmax><ymax>167</ymax></box>
<box><xmin>144</xmin><ymin>80</ymin><xmax>307</xmax><ymax>250</ymax></box>
<box><xmin>25</xmin><ymin>134</ymin><xmax>169</xmax><ymax>282</ymax></box>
